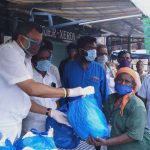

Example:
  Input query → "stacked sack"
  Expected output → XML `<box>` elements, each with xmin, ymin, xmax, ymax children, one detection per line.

<box><xmin>14</xmin><ymin>128</ymin><xmax>57</xmax><ymax>150</ymax></box>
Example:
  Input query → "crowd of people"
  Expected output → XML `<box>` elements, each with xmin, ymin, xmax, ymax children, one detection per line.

<box><xmin>0</xmin><ymin>21</ymin><xmax>150</xmax><ymax>150</ymax></box>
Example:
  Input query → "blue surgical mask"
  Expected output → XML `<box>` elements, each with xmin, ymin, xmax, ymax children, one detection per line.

<box><xmin>85</xmin><ymin>49</ymin><xmax>97</xmax><ymax>62</ymax></box>
<box><xmin>36</xmin><ymin>60</ymin><xmax>51</xmax><ymax>72</ymax></box>
<box><xmin>115</xmin><ymin>83</ymin><xmax>133</xmax><ymax>96</ymax></box>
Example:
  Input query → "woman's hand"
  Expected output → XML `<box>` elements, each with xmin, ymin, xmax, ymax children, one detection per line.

<box><xmin>87</xmin><ymin>136</ymin><xmax>107</xmax><ymax>146</ymax></box>
<box><xmin>87</xmin><ymin>133</ymin><xmax>134</xmax><ymax>146</ymax></box>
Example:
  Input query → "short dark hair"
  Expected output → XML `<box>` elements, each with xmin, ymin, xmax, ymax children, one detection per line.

<box><xmin>66</xmin><ymin>43</ymin><xmax>77</xmax><ymax>53</ymax></box>
<box><xmin>117</xmin><ymin>50</ymin><xmax>131</xmax><ymax>59</ymax></box>
<box><xmin>32</xmin><ymin>39</ymin><xmax>52</xmax><ymax>65</ymax></box>
<box><xmin>31</xmin><ymin>48</ymin><xmax>50</xmax><ymax>65</ymax></box>
<box><xmin>77</xmin><ymin>36</ymin><xmax>96</xmax><ymax>49</ymax></box>
<box><xmin>97</xmin><ymin>44</ymin><xmax>107</xmax><ymax>49</ymax></box>
<box><xmin>40</xmin><ymin>38</ymin><xmax>53</xmax><ymax>50</ymax></box>
<box><xmin>136</xmin><ymin>60</ymin><xmax>144</xmax><ymax>66</ymax></box>
<box><xmin>12</xmin><ymin>21</ymin><xmax>43</xmax><ymax>40</ymax></box>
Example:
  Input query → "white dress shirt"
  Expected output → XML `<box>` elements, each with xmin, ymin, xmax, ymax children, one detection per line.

<box><xmin>22</xmin><ymin>68</ymin><xmax>59</xmax><ymax>132</ymax></box>
<box><xmin>0</xmin><ymin>41</ymin><xmax>32</xmax><ymax>142</ymax></box>
<box><xmin>49</xmin><ymin>64</ymin><xmax>61</xmax><ymax>87</ymax></box>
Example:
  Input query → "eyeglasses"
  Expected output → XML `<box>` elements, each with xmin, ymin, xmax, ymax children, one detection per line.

<box><xmin>22</xmin><ymin>35</ymin><xmax>41</xmax><ymax>45</ymax></box>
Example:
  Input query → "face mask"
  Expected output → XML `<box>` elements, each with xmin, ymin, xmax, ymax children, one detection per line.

<box><xmin>115</xmin><ymin>83</ymin><xmax>133</xmax><ymax>96</ymax></box>
<box><xmin>36</xmin><ymin>60</ymin><xmax>51</xmax><ymax>72</ymax></box>
<box><xmin>20</xmin><ymin>36</ymin><xmax>41</xmax><ymax>56</ymax></box>
<box><xmin>85</xmin><ymin>49</ymin><xmax>97</xmax><ymax>62</ymax></box>
<box><xmin>119</xmin><ymin>60</ymin><xmax>130</xmax><ymax>68</ymax></box>
<box><xmin>97</xmin><ymin>55</ymin><xmax>108</xmax><ymax>64</ymax></box>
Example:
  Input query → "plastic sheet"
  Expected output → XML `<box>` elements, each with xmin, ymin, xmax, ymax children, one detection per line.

<box><xmin>68</xmin><ymin>95</ymin><xmax>110</xmax><ymax>140</ymax></box>
<box><xmin>46</xmin><ymin>105</ymin><xmax>80</xmax><ymax>149</ymax></box>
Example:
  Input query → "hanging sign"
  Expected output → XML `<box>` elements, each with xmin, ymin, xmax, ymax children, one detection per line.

<box><xmin>43</xmin><ymin>28</ymin><xmax>76</xmax><ymax>42</ymax></box>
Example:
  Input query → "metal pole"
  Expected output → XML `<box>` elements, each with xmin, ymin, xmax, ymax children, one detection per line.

<box><xmin>79</xmin><ymin>14</ymin><xmax>142</xmax><ymax>25</ymax></box>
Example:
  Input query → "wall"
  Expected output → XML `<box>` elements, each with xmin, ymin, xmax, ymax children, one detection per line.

<box><xmin>51</xmin><ymin>41</ymin><xmax>68</xmax><ymax>67</ymax></box>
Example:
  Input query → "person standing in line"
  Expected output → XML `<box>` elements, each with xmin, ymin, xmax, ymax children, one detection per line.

<box><xmin>59</xmin><ymin>42</ymin><xmax>77</xmax><ymax>81</ymax></box>
<box><xmin>40</xmin><ymin>38</ymin><xmax>62</xmax><ymax>87</ymax></box>
<box><xmin>136</xmin><ymin>60</ymin><xmax>147</xmax><ymax>83</ymax></box>
<box><xmin>137</xmin><ymin>74</ymin><xmax>150</xmax><ymax>130</ymax></box>
<box><xmin>96</xmin><ymin>44</ymin><xmax>117</xmax><ymax>94</ymax></box>
<box><xmin>62</xmin><ymin>36</ymin><xmax>110</xmax><ymax>108</ymax></box>
<box><xmin>62</xmin><ymin>36</ymin><xmax>110</xmax><ymax>150</ymax></box>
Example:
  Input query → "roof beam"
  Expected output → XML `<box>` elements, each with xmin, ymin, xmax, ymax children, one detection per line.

<box><xmin>79</xmin><ymin>14</ymin><xmax>142</xmax><ymax>25</ymax></box>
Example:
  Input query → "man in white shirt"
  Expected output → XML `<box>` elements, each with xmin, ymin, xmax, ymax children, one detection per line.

<box><xmin>22</xmin><ymin>40</ymin><xmax>61</xmax><ymax>133</ymax></box>
<box><xmin>96</xmin><ymin>44</ymin><xmax>117</xmax><ymax>94</ymax></box>
<box><xmin>138</xmin><ymin>74</ymin><xmax>150</xmax><ymax>130</ymax></box>
<box><xmin>0</xmin><ymin>22</ymin><xmax>94</xmax><ymax>143</ymax></box>
<box><xmin>39</xmin><ymin>38</ymin><xmax>61</xmax><ymax>87</ymax></box>
<box><xmin>136</xmin><ymin>60</ymin><xmax>147</xmax><ymax>83</ymax></box>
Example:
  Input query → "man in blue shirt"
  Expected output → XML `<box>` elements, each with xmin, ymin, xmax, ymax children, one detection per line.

<box><xmin>62</xmin><ymin>36</ymin><xmax>110</xmax><ymax>108</ymax></box>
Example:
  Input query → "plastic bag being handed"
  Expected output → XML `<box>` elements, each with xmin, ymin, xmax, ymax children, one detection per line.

<box><xmin>0</xmin><ymin>132</ymin><xmax>16</xmax><ymax>150</ymax></box>
<box><xmin>46</xmin><ymin>105</ymin><xmax>80</xmax><ymax>149</ymax></box>
<box><xmin>14</xmin><ymin>128</ymin><xmax>57</xmax><ymax>150</ymax></box>
<box><xmin>68</xmin><ymin>95</ymin><xmax>110</xmax><ymax>140</ymax></box>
